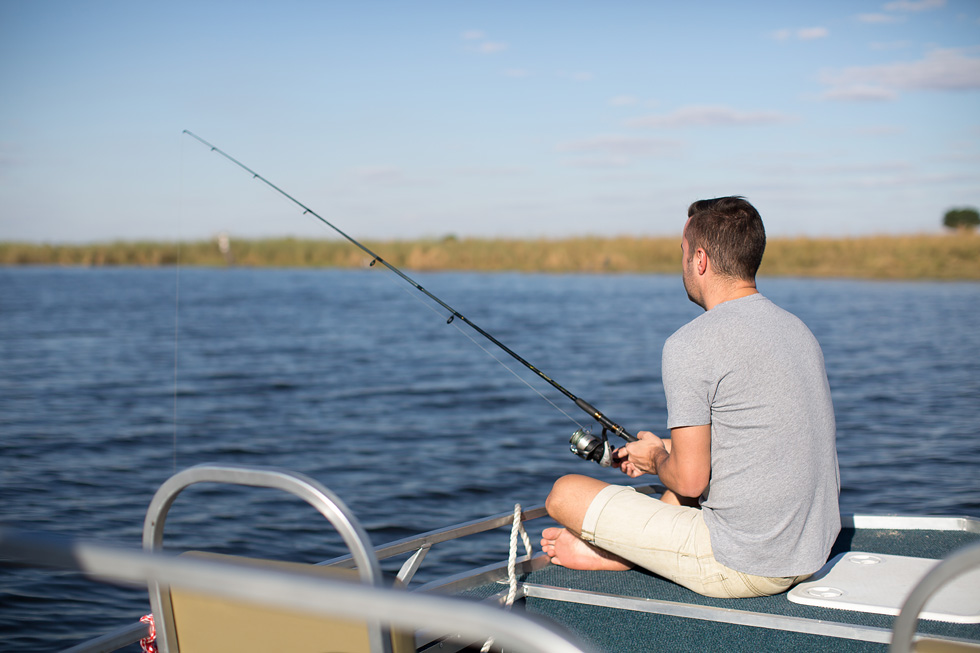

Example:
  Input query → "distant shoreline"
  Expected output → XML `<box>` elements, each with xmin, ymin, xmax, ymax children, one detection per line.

<box><xmin>2</xmin><ymin>233</ymin><xmax>978</xmax><ymax>280</ymax></box>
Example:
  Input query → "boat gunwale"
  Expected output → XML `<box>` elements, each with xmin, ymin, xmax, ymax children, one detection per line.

<box><xmin>843</xmin><ymin>514</ymin><xmax>980</xmax><ymax>533</ymax></box>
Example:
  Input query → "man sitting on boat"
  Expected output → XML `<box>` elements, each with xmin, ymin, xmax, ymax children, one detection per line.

<box><xmin>541</xmin><ymin>196</ymin><xmax>840</xmax><ymax>598</ymax></box>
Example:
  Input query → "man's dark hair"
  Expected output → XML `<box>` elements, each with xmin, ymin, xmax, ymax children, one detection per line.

<box><xmin>686</xmin><ymin>196</ymin><xmax>766</xmax><ymax>281</ymax></box>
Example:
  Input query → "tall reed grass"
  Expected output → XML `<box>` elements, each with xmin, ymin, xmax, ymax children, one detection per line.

<box><xmin>1</xmin><ymin>233</ymin><xmax>977</xmax><ymax>280</ymax></box>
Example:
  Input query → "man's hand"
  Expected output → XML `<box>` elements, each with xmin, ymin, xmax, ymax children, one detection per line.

<box><xmin>613</xmin><ymin>431</ymin><xmax>669</xmax><ymax>478</ymax></box>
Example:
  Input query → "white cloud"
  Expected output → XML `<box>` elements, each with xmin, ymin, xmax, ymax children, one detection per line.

<box><xmin>626</xmin><ymin>105</ymin><xmax>792</xmax><ymax>128</ymax></box>
<box><xmin>461</xmin><ymin>29</ymin><xmax>509</xmax><ymax>55</ymax></box>
<box><xmin>479</xmin><ymin>41</ymin><xmax>509</xmax><ymax>54</ymax></box>
<box><xmin>798</xmin><ymin>27</ymin><xmax>830</xmax><ymax>40</ymax></box>
<box><xmin>560</xmin><ymin>71</ymin><xmax>594</xmax><ymax>82</ymax></box>
<box><xmin>883</xmin><ymin>0</ymin><xmax>945</xmax><ymax>12</ymax></box>
<box><xmin>822</xmin><ymin>48</ymin><xmax>980</xmax><ymax>98</ymax></box>
<box><xmin>858</xmin><ymin>0</ymin><xmax>945</xmax><ymax>24</ymax></box>
<box><xmin>558</xmin><ymin>135</ymin><xmax>679</xmax><ymax>156</ymax></box>
<box><xmin>772</xmin><ymin>27</ymin><xmax>829</xmax><ymax>41</ymax></box>
<box><xmin>557</xmin><ymin>134</ymin><xmax>680</xmax><ymax>167</ymax></box>
<box><xmin>822</xmin><ymin>84</ymin><xmax>899</xmax><ymax>101</ymax></box>
<box><xmin>857</xmin><ymin>13</ymin><xmax>904</xmax><ymax>23</ymax></box>
<box><xmin>503</xmin><ymin>68</ymin><xmax>530</xmax><ymax>78</ymax></box>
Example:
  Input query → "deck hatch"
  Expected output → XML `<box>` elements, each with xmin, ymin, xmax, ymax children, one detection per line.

<box><xmin>789</xmin><ymin>551</ymin><xmax>980</xmax><ymax>624</ymax></box>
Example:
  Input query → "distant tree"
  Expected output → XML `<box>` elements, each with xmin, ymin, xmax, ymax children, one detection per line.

<box><xmin>943</xmin><ymin>207</ymin><xmax>980</xmax><ymax>231</ymax></box>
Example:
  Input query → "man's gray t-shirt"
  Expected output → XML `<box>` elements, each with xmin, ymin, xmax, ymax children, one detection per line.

<box><xmin>662</xmin><ymin>293</ymin><xmax>840</xmax><ymax>577</ymax></box>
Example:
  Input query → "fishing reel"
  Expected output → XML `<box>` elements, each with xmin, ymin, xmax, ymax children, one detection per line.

<box><xmin>570</xmin><ymin>428</ymin><xmax>616</xmax><ymax>467</ymax></box>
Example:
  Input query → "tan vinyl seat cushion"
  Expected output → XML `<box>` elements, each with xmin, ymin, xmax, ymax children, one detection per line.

<box><xmin>169</xmin><ymin>552</ymin><xmax>415</xmax><ymax>653</ymax></box>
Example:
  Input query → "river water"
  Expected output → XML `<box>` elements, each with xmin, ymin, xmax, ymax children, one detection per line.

<box><xmin>1</xmin><ymin>267</ymin><xmax>979</xmax><ymax>651</ymax></box>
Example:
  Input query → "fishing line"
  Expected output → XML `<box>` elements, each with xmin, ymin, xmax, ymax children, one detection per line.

<box><xmin>173</xmin><ymin>135</ymin><xmax>186</xmax><ymax>473</ymax></box>
<box><xmin>182</xmin><ymin>130</ymin><xmax>636</xmax><ymax>463</ymax></box>
<box><xmin>172</xmin><ymin>252</ymin><xmax>181</xmax><ymax>474</ymax></box>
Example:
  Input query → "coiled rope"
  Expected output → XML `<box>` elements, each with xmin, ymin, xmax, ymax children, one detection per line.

<box><xmin>481</xmin><ymin>503</ymin><xmax>533</xmax><ymax>653</ymax></box>
<box><xmin>139</xmin><ymin>613</ymin><xmax>157</xmax><ymax>653</ymax></box>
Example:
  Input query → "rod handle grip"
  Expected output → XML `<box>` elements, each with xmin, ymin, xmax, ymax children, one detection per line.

<box><xmin>574</xmin><ymin>398</ymin><xmax>636</xmax><ymax>442</ymax></box>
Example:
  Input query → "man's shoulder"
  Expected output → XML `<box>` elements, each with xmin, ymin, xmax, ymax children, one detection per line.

<box><xmin>665</xmin><ymin>313</ymin><xmax>706</xmax><ymax>349</ymax></box>
<box><xmin>663</xmin><ymin>310</ymin><xmax>721</xmax><ymax>361</ymax></box>
<box><xmin>667</xmin><ymin>294</ymin><xmax>813</xmax><ymax>350</ymax></box>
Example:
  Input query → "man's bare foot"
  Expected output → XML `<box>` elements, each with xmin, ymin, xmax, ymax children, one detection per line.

<box><xmin>539</xmin><ymin>527</ymin><xmax>633</xmax><ymax>571</ymax></box>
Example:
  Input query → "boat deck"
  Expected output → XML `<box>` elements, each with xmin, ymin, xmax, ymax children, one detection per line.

<box><xmin>455</xmin><ymin>521</ymin><xmax>980</xmax><ymax>653</ymax></box>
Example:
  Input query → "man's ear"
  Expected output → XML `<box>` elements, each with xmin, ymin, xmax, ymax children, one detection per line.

<box><xmin>696</xmin><ymin>248</ymin><xmax>708</xmax><ymax>274</ymax></box>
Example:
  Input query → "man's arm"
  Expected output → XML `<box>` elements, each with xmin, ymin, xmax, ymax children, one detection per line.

<box><xmin>615</xmin><ymin>424</ymin><xmax>711</xmax><ymax>498</ymax></box>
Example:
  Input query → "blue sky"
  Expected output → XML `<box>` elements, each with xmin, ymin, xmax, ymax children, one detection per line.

<box><xmin>1</xmin><ymin>0</ymin><xmax>978</xmax><ymax>243</ymax></box>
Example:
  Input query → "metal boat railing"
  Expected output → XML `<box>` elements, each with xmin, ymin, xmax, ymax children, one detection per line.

<box><xmin>0</xmin><ymin>526</ymin><xmax>595</xmax><ymax>653</ymax></box>
<box><xmin>1</xmin><ymin>462</ymin><xmax>574</xmax><ymax>653</ymax></box>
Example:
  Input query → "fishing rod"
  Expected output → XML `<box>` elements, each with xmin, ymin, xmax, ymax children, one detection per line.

<box><xmin>182</xmin><ymin>130</ymin><xmax>636</xmax><ymax>466</ymax></box>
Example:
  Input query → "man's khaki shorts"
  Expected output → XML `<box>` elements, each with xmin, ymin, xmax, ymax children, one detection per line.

<box><xmin>580</xmin><ymin>484</ymin><xmax>809</xmax><ymax>599</ymax></box>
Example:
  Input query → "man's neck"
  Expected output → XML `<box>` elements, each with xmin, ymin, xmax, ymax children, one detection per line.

<box><xmin>703</xmin><ymin>281</ymin><xmax>758</xmax><ymax>311</ymax></box>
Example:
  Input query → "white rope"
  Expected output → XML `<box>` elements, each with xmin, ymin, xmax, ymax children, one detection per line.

<box><xmin>481</xmin><ymin>503</ymin><xmax>532</xmax><ymax>653</ymax></box>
